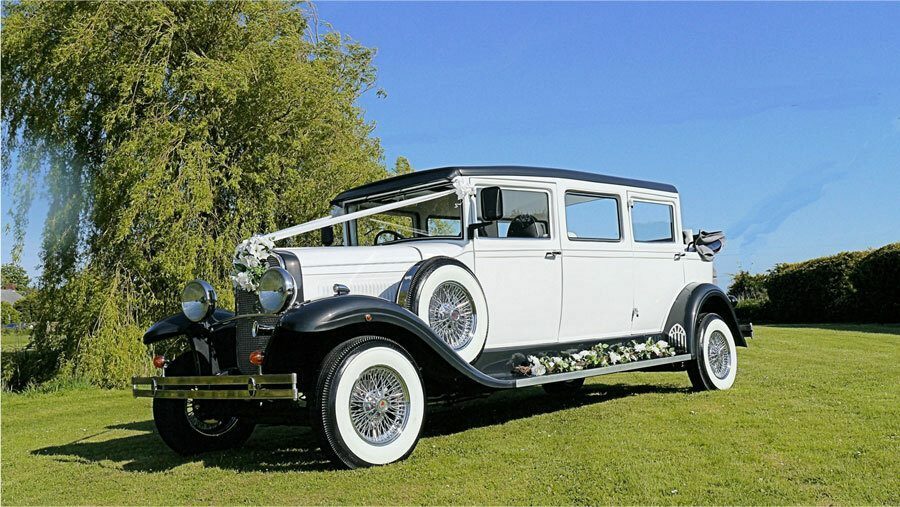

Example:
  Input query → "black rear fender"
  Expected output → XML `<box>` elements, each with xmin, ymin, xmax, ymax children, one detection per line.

<box><xmin>664</xmin><ymin>283</ymin><xmax>748</xmax><ymax>355</ymax></box>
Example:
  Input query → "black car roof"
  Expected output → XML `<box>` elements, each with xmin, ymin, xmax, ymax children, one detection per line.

<box><xmin>331</xmin><ymin>165</ymin><xmax>677</xmax><ymax>205</ymax></box>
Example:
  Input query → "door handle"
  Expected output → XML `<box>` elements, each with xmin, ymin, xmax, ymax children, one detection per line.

<box><xmin>545</xmin><ymin>251</ymin><xmax>562</xmax><ymax>259</ymax></box>
<box><xmin>674</xmin><ymin>252</ymin><xmax>686</xmax><ymax>260</ymax></box>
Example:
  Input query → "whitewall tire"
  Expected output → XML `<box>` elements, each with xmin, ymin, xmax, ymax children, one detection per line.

<box><xmin>312</xmin><ymin>336</ymin><xmax>425</xmax><ymax>468</ymax></box>
<box><xmin>688</xmin><ymin>313</ymin><xmax>738</xmax><ymax>391</ymax></box>
<box><xmin>400</xmin><ymin>258</ymin><xmax>489</xmax><ymax>363</ymax></box>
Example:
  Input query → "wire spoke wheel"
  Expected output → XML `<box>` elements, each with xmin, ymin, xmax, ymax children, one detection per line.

<box><xmin>707</xmin><ymin>330</ymin><xmax>731</xmax><ymax>380</ymax></box>
<box><xmin>427</xmin><ymin>281</ymin><xmax>477</xmax><ymax>350</ymax></box>
<box><xmin>348</xmin><ymin>366</ymin><xmax>411</xmax><ymax>446</ymax></box>
<box><xmin>185</xmin><ymin>400</ymin><xmax>239</xmax><ymax>436</ymax></box>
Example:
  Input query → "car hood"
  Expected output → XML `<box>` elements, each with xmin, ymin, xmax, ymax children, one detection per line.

<box><xmin>276</xmin><ymin>245</ymin><xmax>424</xmax><ymax>301</ymax></box>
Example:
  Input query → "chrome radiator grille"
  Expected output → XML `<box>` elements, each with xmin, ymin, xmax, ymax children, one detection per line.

<box><xmin>234</xmin><ymin>254</ymin><xmax>282</xmax><ymax>374</ymax></box>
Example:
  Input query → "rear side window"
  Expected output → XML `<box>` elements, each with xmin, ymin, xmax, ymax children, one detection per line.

<box><xmin>477</xmin><ymin>188</ymin><xmax>551</xmax><ymax>239</ymax></box>
<box><xmin>631</xmin><ymin>201</ymin><xmax>675</xmax><ymax>243</ymax></box>
<box><xmin>564</xmin><ymin>193</ymin><xmax>620</xmax><ymax>241</ymax></box>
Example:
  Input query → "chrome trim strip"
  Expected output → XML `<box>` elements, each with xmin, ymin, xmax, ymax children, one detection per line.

<box><xmin>131</xmin><ymin>373</ymin><xmax>298</xmax><ymax>400</ymax></box>
<box><xmin>136</xmin><ymin>388</ymin><xmax>299</xmax><ymax>400</ymax></box>
<box><xmin>514</xmin><ymin>354</ymin><xmax>692</xmax><ymax>387</ymax></box>
<box><xmin>135</xmin><ymin>374</ymin><xmax>296</xmax><ymax>386</ymax></box>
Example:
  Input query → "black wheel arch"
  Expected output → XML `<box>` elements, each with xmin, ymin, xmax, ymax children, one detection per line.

<box><xmin>142</xmin><ymin>309</ymin><xmax>237</xmax><ymax>374</ymax></box>
<box><xmin>265</xmin><ymin>294</ymin><xmax>512</xmax><ymax>394</ymax></box>
<box><xmin>664</xmin><ymin>283</ymin><xmax>747</xmax><ymax>356</ymax></box>
<box><xmin>395</xmin><ymin>255</ymin><xmax>482</xmax><ymax>312</ymax></box>
<box><xmin>142</xmin><ymin>309</ymin><xmax>235</xmax><ymax>344</ymax></box>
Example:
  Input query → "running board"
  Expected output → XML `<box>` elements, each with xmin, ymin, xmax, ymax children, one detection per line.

<box><xmin>513</xmin><ymin>354</ymin><xmax>693</xmax><ymax>387</ymax></box>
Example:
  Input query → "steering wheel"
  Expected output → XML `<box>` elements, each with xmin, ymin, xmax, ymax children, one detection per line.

<box><xmin>374</xmin><ymin>230</ymin><xmax>405</xmax><ymax>245</ymax></box>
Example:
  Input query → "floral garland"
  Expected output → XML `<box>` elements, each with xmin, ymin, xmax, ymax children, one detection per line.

<box><xmin>231</xmin><ymin>235</ymin><xmax>275</xmax><ymax>292</ymax></box>
<box><xmin>513</xmin><ymin>338</ymin><xmax>677</xmax><ymax>377</ymax></box>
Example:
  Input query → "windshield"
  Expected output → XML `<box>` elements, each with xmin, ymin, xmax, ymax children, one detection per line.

<box><xmin>347</xmin><ymin>187</ymin><xmax>463</xmax><ymax>245</ymax></box>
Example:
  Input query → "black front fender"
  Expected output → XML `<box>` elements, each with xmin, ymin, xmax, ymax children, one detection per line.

<box><xmin>143</xmin><ymin>308</ymin><xmax>235</xmax><ymax>344</ymax></box>
<box><xmin>276</xmin><ymin>295</ymin><xmax>513</xmax><ymax>389</ymax></box>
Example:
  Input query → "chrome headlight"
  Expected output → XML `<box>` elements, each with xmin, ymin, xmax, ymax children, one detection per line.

<box><xmin>181</xmin><ymin>280</ymin><xmax>217</xmax><ymax>322</ymax></box>
<box><xmin>258</xmin><ymin>267</ymin><xmax>296</xmax><ymax>314</ymax></box>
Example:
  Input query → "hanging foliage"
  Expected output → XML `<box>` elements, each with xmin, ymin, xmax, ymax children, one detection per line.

<box><xmin>1</xmin><ymin>1</ymin><xmax>388</xmax><ymax>387</ymax></box>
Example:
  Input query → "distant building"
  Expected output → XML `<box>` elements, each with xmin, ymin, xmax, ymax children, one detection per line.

<box><xmin>1</xmin><ymin>289</ymin><xmax>24</xmax><ymax>305</ymax></box>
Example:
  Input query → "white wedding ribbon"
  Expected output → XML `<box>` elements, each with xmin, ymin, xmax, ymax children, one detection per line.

<box><xmin>265</xmin><ymin>184</ymin><xmax>467</xmax><ymax>242</ymax></box>
<box><xmin>452</xmin><ymin>176</ymin><xmax>476</xmax><ymax>200</ymax></box>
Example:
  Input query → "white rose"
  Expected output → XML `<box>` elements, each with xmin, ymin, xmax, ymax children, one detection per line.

<box><xmin>656</xmin><ymin>340</ymin><xmax>669</xmax><ymax>350</ymax></box>
<box><xmin>235</xmin><ymin>271</ymin><xmax>256</xmax><ymax>291</ymax></box>
<box><xmin>235</xmin><ymin>240</ymin><xmax>249</xmax><ymax>257</ymax></box>
<box><xmin>634</xmin><ymin>343</ymin><xmax>647</xmax><ymax>353</ymax></box>
<box><xmin>531</xmin><ymin>363</ymin><xmax>547</xmax><ymax>376</ymax></box>
<box><xmin>608</xmin><ymin>352</ymin><xmax>621</xmax><ymax>364</ymax></box>
<box><xmin>240</xmin><ymin>254</ymin><xmax>260</xmax><ymax>268</ymax></box>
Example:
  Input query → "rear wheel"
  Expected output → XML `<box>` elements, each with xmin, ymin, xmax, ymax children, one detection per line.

<box><xmin>312</xmin><ymin>336</ymin><xmax>426</xmax><ymax>468</ymax></box>
<box><xmin>688</xmin><ymin>313</ymin><xmax>738</xmax><ymax>391</ymax></box>
<box><xmin>152</xmin><ymin>353</ymin><xmax>255</xmax><ymax>455</ymax></box>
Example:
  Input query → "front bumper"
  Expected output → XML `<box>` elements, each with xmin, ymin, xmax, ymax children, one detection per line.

<box><xmin>131</xmin><ymin>373</ymin><xmax>299</xmax><ymax>400</ymax></box>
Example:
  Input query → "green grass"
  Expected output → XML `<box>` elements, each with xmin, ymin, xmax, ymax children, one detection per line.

<box><xmin>1</xmin><ymin>330</ymin><xmax>31</xmax><ymax>352</ymax></box>
<box><xmin>2</xmin><ymin>325</ymin><xmax>898</xmax><ymax>505</ymax></box>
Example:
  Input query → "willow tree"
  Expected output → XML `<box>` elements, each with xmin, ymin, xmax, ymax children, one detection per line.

<box><xmin>1</xmin><ymin>1</ymin><xmax>387</xmax><ymax>387</ymax></box>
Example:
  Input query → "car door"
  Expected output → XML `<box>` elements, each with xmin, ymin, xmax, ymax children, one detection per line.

<box><xmin>627</xmin><ymin>192</ymin><xmax>686</xmax><ymax>335</ymax></box>
<box><xmin>557</xmin><ymin>186</ymin><xmax>634</xmax><ymax>343</ymax></box>
<box><xmin>473</xmin><ymin>182</ymin><xmax>562</xmax><ymax>349</ymax></box>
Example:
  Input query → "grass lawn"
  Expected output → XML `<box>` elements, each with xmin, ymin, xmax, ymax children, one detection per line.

<box><xmin>1</xmin><ymin>330</ymin><xmax>31</xmax><ymax>352</ymax></box>
<box><xmin>2</xmin><ymin>325</ymin><xmax>898</xmax><ymax>505</ymax></box>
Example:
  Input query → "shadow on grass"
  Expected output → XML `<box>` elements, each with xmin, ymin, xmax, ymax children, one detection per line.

<box><xmin>765</xmin><ymin>323</ymin><xmax>900</xmax><ymax>336</ymax></box>
<box><xmin>33</xmin><ymin>380</ymin><xmax>689</xmax><ymax>473</ymax></box>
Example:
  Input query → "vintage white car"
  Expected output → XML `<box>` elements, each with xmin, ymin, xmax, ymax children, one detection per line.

<box><xmin>134</xmin><ymin>166</ymin><xmax>750</xmax><ymax>468</ymax></box>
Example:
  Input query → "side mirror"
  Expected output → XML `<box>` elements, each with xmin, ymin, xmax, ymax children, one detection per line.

<box><xmin>321</xmin><ymin>225</ymin><xmax>334</xmax><ymax>246</ymax></box>
<box><xmin>480</xmin><ymin>186</ymin><xmax>504</xmax><ymax>222</ymax></box>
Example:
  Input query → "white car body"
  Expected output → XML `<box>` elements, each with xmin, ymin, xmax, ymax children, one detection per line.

<box><xmin>280</xmin><ymin>171</ymin><xmax>711</xmax><ymax>352</ymax></box>
<box><xmin>135</xmin><ymin>166</ymin><xmax>746</xmax><ymax>469</ymax></box>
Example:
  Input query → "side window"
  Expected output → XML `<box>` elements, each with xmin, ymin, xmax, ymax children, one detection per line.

<box><xmin>477</xmin><ymin>188</ymin><xmax>551</xmax><ymax>239</ymax></box>
<box><xmin>564</xmin><ymin>192</ymin><xmax>620</xmax><ymax>241</ymax></box>
<box><xmin>631</xmin><ymin>201</ymin><xmax>675</xmax><ymax>243</ymax></box>
<box><xmin>427</xmin><ymin>216</ymin><xmax>461</xmax><ymax>236</ymax></box>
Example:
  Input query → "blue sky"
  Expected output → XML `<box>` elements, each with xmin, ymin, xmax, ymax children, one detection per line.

<box><xmin>3</xmin><ymin>2</ymin><xmax>899</xmax><ymax>289</ymax></box>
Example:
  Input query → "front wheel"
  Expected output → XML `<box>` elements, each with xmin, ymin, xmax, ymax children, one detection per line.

<box><xmin>312</xmin><ymin>336</ymin><xmax>426</xmax><ymax>468</ymax></box>
<box><xmin>152</xmin><ymin>353</ymin><xmax>255</xmax><ymax>455</ymax></box>
<box><xmin>688</xmin><ymin>313</ymin><xmax>738</xmax><ymax>391</ymax></box>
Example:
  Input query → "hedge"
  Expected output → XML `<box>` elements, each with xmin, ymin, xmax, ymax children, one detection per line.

<box><xmin>851</xmin><ymin>243</ymin><xmax>900</xmax><ymax>322</ymax></box>
<box><xmin>730</xmin><ymin>242</ymin><xmax>899</xmax><ymax>324</ymax></box>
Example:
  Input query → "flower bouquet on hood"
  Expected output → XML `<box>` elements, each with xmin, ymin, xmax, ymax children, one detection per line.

<box><xmin>230</xmin><ymin>235</ymin><xmax>275</xmax><ymax>292</ymax></box>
